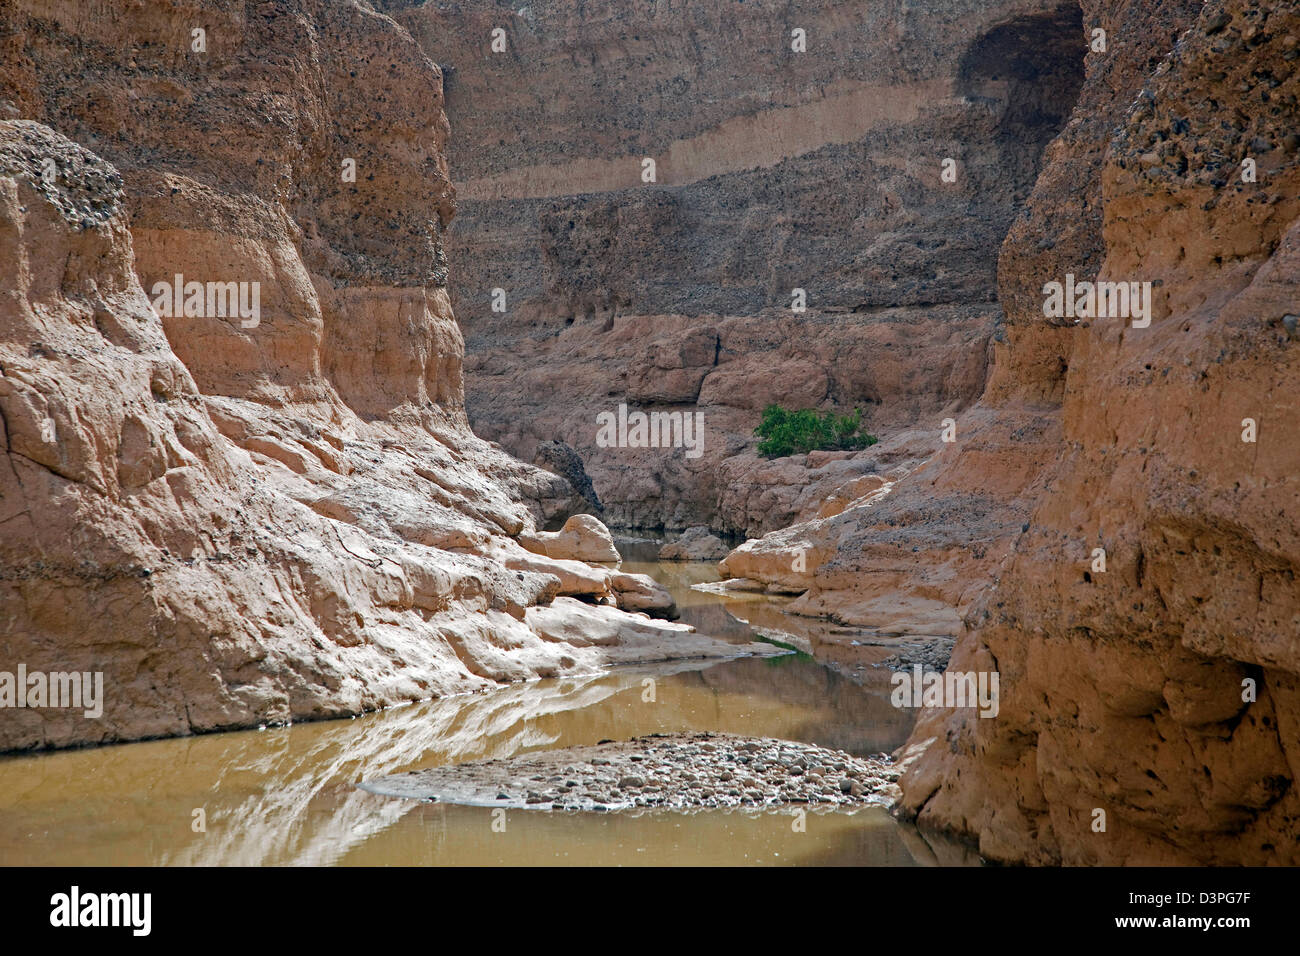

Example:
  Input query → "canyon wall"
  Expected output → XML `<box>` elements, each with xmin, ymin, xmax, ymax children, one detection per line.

<box><xmin>467</xmin><ymin>0</ymin><xmax>1300</xmax><ymax>868</ymax></box>
<box><xmin>0</xmin><ymin>0</ymin><xmax>744</xmax><ymax>752</ymax></box>
<box><xmin>895</xmin><ymin>0</ymin><xmax>1300</xmax><ymax>865</ymax></box>
<box><xmin>3</xmin><ymin>0</ymin><xmax>1293</xmax><ymax>867</ymax></box>
<box><xmin>721</xmin><ymin>0</ymin><xmax>1206</xmax><ymax>664</ymax></box>
<box><xmin>387</xmin><ymin>0</ymin><xmax>1086</xmax><ymax>532</ymax></box>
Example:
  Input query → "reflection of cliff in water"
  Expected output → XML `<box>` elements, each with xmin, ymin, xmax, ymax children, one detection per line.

<box><xmin>0</xmin><ymin>646</ymin><xmax>913</xmax><ymax>866</ymax></box>
<box><xmin>0</xmin><ymin>551</ymin><xmax>922</xmax><ymax>866</ymax></box>
<box><xmin>621</xmin><ymin>555</ymin><xmax>915</xmax><ymax>754</ymax></box>
<box><xmin>159</xmin><ymin>660</ymin><xmax>726</xmax><ymax>866</ymax></box>
<box><xmin>680</xmin><ymin>656</ymin><xmax>912</xmax><ymax>755</ymax></box>
<box><xmin>0</xmin><ymin>664</ymin><xmax>693</xmax><ymax>866</ymax></box>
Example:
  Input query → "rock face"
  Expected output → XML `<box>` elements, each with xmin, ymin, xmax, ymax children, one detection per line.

<box><xmin>885</xmin><ymin>0</ymin><xmax>1300</xmax><ymax>864</ymax></box>
<box><xmin>4</xmin><ymin>0</ymin><xmax>1295</xmax><ymax>870</ymax></box>
<box><xmin>386</xmin><ymin>0</ymin><xmax>1087</xmax><ymax>532</ymax></box>
<box><xmin>0</xmin><ymin>1</ymin><xmax>732</xmax><ymax>752</ymax></box>
<box><xmin>696</xmin><ymin>0</ymin><xmax>1300</xmax><ymax>865</ymax></box>
<box><xmin>608</xmin><ymin>572</ymin><xmax>677</xmax><ymax>618</ymax></box>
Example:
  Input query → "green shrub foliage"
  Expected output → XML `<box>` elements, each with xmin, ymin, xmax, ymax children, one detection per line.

<box><xmin>753</xmin><ymin>405</ymin><xmax>879</xmax><ymax>459</ymax></box>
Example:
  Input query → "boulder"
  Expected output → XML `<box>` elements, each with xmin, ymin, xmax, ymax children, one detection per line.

<box><xmin>659</xmin><ymin>525</ymin><xmax>730</xmax><ymax>561</ymax></box>
<box><xmin>610</xmin><ymin>571</ymin><xmax>676</xmax><ymax>618</ymax></box>
<box><xmin>518</xmin><ymin>513</ymin><xmax>621</xmax><ymax>563</ymax></box>
<box><xmin>499</xmin><ymin>550</ymin><xmax>611</xmax><ymax>598</ymax></box>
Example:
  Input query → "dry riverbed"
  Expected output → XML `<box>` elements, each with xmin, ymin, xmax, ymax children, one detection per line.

<box><xmin>359</xmin><ymin>732</ymin><xmax>900</xmax><ymax>812</ymax></box>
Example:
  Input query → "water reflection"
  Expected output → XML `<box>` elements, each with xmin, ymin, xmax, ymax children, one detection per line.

<box><xmin>0</xmin><ymin>553</ymin><xmax>976</xmax><ymax>867</ymax></box>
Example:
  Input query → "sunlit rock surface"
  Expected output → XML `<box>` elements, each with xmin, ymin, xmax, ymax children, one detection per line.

<box><xmin>0</xmin><ymin>2</ymin><xmax>751</xmax><ymax>751</ymax></box>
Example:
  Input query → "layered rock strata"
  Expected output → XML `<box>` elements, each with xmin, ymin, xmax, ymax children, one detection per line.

<box><xmin>0</xmin><ymin>1</ymin><xmax>748</xmax><ymax>752</ymax></box>
<box><xmin>386</xmin><ymin>0</ymin><xmax>1088</xmax><ymax>531</ymax></box>
<box><xmin>712</xmin><ymin>0</ymin><xmax>1202</xmax><ymax>680</ymax></box>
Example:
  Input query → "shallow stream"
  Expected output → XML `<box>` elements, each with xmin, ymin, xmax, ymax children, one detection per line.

<box><xmin>0</xmin><ymin>542</ymin><xmax>978</xmax><ymax>866</ymax></box>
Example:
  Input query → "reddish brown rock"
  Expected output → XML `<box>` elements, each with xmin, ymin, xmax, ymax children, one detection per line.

<box><xmin>895</xmin><ymin>0</ymin><xmax>1300</xmax><ymax>865</ymax></box>
<box><xmin>389</xmin><ymin>0</ymin><xmax>1085</xmax><ymax>532</ymax></box>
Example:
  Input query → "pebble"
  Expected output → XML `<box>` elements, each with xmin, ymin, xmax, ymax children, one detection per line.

<box><xmin>361</xmin><ymin>732</ymin><xmax>896</xmax><ymax>814</ymax></box>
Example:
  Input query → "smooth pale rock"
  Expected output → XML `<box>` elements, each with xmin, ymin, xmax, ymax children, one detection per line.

<box><xmin>719</xmin><ymin>533</ymin><xmax>825</xmax><ymax>594</ymax></box>
<box><xmin>695</xmin><ymin>577</ymin><xmax>767</xmax><ymax>593</ymax></box>
<box><xmin>609</xmin><ymin>571</ymin><xmax>676</xmax><ymax>617</ymax></box>
<box><xmin>658</xmin><ymin>526</ymin><xmax>730</xmax><ymax>561</ymax></box>
<box><xmin>499</xmin><ymin>550</ymin><xmax>611</xmax><ymax>598</ymax></box>
<box><xmin>525</xmin><ymin>597</ymin><xmax>691</xmax><ymax>647</ymax></box>
<box><xmin>523</xmin><ymin>598</ymin><xmax>782</xmax><ymax>665</ymax></box>
<box><xmin>518</xmin><ymin>513</ymin><xmax>621</xmax><ymax>563</ymax></box>
<box><xmin>0</xmin><ymin>6</ymin><xmax>734</xmax><ymax>753</ymax></box>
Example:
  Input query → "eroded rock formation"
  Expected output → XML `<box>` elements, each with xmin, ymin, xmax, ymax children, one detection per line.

<box><xmin>2</xmin><ymin>0</ymin><xmax>1294</xmax><ymax>869</ymax></box>
<box><xmin>410</xmin><ymin>0</ymin><xmax>1294</xmax><ymax>863</ymax></box>
<box><xmin>0</xmin><ymin>1</ymin><xmax>758</xmax><ymax>752</ymax></box>
<box><xmin>896</xmin><ymin>0</ymin><xmax>1300</xmax><ymax>865</ymax></box>
<box><xmin>386</xmin><ymin>0</ymin><xmax>1086</xmax><ymax>532</ymax></box>
<box><xmin>720</xmin><ymin>0</ymin><xmax>1209</xmax><ymax>668</ymax></box>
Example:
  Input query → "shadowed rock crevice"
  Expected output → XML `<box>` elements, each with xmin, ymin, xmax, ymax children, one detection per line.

<box><xmin>958</xmin><ymin>3</ymin><xmax>1087</xmax><ymax>191</ymax></box>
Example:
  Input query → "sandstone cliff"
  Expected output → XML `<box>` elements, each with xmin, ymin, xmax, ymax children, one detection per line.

<box><xmin>719</xmin><ymin>0</ymin><xmax>1208</xmax><ymax>668</ymax></box>
<box><xmin>387</xmin><ymin>0</ymin><xmax>1088</xmax><ymax>533</ymax></box>
<box><xmin>895</xmin><ymin>0</ymin><xmax>1300</xmax><ymax>865</ymax></box>
<box><xmin>0</xmin><ymin>0</ymin><xmax>753</xmax><ymax>752</ymax></box>
<box><xmin>430</xmin><ymin>0</ymin><xmax>1299</xmax><ymax>864</ymax></box>
<box><xmin>3</xmin><ymin>0</ymin><xmax>1294</xmax><ymax>869</ymax></box>
<box><xmin>708</xmin><ymin>0</ymin><xmax>1298</xmax><ymax>864</ymax></box>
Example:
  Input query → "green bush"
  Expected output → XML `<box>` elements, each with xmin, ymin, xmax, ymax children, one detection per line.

<box><xmin>753</xmin><ymin>404</ymin><xmax>878</xmax><ymax>459</ymax></box>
